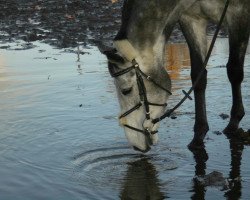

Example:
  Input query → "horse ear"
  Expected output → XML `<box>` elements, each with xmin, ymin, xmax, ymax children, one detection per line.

<box><xmin>95</xmin><ymin>41</ymin><xmax>125</xmax><ymax>64</ymax></box>
<box><xmin>95</xmin><ymin>40</ymin><xmax>112</xmax><ymax>53</ymax></box>
<box><xmin>103</xmin><ymin>49</ymin><xmax>125</xmax><ymax>64</ymax></box>
<box><xmin>114</xmin><ymin>39</ymin><xmax>138</xmax><ymax>62</ymax></box>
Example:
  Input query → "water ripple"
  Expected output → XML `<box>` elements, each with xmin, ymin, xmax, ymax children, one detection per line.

<box><xmin>71</xmin><ymin>144</ymin><xmax>180</xmax><ymax>193</ymax></box>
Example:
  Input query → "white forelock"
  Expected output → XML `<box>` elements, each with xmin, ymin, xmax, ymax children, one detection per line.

<box><xmin>114</xmin><ymin>39</ymin><xmax>138</xmax><ymax>62</ymax></box>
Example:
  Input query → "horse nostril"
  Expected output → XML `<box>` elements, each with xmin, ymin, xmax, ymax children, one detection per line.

<box><xmin>121</xmin><ymin>87</ymin><xmax>133</xmax><ymax>95</ymax></box>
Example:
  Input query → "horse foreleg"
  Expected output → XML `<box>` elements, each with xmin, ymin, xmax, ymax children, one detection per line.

<box><xmin>224</xmin><ymin>19</ymin><xmax>250</xmax><ymax>134</ymax></box>
<box><xmin>179</xmin><ymin>16</ymin><xmax>209</xmax><ymax>149</ymax></box>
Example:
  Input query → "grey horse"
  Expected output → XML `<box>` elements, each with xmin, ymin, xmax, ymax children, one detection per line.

<box><xmin>104</xmin><ymin>0</ymin><xmax>250</xmax><ymax>152</ymax></box>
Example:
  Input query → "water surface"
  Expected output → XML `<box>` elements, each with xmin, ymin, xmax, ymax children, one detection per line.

<box><xmin>0</xmin><ymin>39</ymin><xmax>249</xmax><ymax>199</ymax></box>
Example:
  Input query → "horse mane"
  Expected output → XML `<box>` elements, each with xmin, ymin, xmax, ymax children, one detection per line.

<box><xmin>114</xmin><ymin>0</ymin><xmax>135</xmax><ymax>40</ymax></box>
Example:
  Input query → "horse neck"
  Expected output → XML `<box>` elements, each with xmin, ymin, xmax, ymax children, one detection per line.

<box><xmin>124</xmin><ymin>0</ymin><xmax>197</xmax><ymax>69</ymax></box>
<box><xmin>123</xmin><ymin>0</ymin><xmax>197</xmax><ymax>38</ymax></box>
<box><xmin>115</xmin><ymin>0</ymin><xmax>198</xmax><ymax>73</ymax></box>
<box><xmin>134</xmin><ymin>36</ymin><xmax>166</xmax><ymax>74</ymax></box>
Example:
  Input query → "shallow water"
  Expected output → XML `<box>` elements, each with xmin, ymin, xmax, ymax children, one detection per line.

<box><xmin>0</xmin><ymin>38</ymin><xmax>249</xmax><ymax>200</ymax></box>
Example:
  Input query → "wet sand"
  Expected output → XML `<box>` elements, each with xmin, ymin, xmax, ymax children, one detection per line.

<box><xmin>0</xmin><ymin>0</ymin><xmax>227</xmax><ymax>49</ymax></box>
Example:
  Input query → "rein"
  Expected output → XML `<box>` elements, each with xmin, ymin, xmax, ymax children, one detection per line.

<box><xmin>153</xmin><ymin>0</ymin><xmax>230</xmax><ymax>124</ymax></box>
<box><xmin>110</xmin><ymin>0</ymin><xmax>230</xmax><ymax>135</ymax></box>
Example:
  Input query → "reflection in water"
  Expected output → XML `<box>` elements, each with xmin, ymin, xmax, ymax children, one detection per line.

<box><xmin>224</xmin><ymin>136</ymin><xmax>244</xmax><ymax>200</ymax></box>
<box><xmin>77</xmin><ymin>46</ymin><xmax>81</xmax><ymax>62</ymax></box>
<box><xmin>76</xmin><ymin>46</ymin><xmax>83</xmax><ymax>75</ymax></box>
<box><xmin>77</xmin><ymin>64</ymin><xmax>83</xmax><ymax>75</ymax></box>
<box><xmin>190</xmin><ymin>148</ymin><xmax>208</xmax><ymax>200</ymax></box>
<box><xmin>0</xmin><ymin>54</ymin><xmax>5</xmax><ymax>67</ymax></box>
<box><xmin>190</xmin><ymin>137</ymin><xmax>245</xmax><ymax>200</ymax></box>
<box><xmin>165</xmin><ymin>43</ymin><xmax>190</xmax><ymax>80</ymax></box>
<box><xmin>120</xmin><ymin>156</ymin><xmax>165</xmax><ymax>200</ymax></box>
<box><xmin>0</xmin><ymin>39</ymin><xmax>249</xmax><ymax>199</ymax></box>
<box><xmin>0</xmin><ymin>54</ymin><xmax>7</xmax><ymax>90</ymax></box>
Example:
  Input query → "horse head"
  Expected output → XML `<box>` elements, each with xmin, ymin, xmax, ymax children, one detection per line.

<box><xmin>103</xmin><ymin>39</ymin><xmax>171</xmax><ymax>152</ymax></box>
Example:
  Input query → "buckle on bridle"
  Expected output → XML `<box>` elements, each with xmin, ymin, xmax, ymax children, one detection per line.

<box><xmin>132</xmin><ymin>59</ymin><xmax>139</xmax><ymax>68</ymax></box>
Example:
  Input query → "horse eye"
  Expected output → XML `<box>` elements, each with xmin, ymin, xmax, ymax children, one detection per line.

<box><xmin>121</xmin><ymin>87</ymin><xmax>133</xmax><ymax>95</ymax></box>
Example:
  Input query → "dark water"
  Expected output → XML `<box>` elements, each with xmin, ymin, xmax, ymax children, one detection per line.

<box><xmin>0</xmin><ymin>38</ymin><xmax>249</xmax><ymax>200</ymax></box>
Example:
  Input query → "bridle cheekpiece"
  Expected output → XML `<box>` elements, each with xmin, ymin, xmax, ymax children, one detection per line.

<box><xmin>109</xmin><ymin>59</ymin><xmax>172</xmax><ymax>136</ymax></box>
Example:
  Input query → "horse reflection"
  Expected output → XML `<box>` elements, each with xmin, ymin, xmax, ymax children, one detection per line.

<box><xmin>190</xmin><ymin>136</ymin><xmax>245</xmax><ymax>200</ymax></box>
<box><xmin>190</xmin><ymin>148</ymin><xmax>208</xmax><ymax>200</ymax></box>
<box><xmin>224</xmin><ymin>136</ymin><xmax>244</xmax><ymax>200</ymax></box>
<box><xmin>120</xmin><ymin>156</ymin><xmax>165</xmax><ymax>200</ymax></box>
<box><xmin>165</xmin><ymin>43</ymin><xmax>190</xmax><ymax>81</ymax></box>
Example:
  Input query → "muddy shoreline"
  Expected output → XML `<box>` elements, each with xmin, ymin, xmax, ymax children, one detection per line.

<box><xmin>0</xmin><ymin>0</ymin><xmax>227</xmax><ymax>50</ymax></box>
<box><xmin>0</xmin><ymin>0</ymin><xmax>122</xmax><ymax>48</ymax></box>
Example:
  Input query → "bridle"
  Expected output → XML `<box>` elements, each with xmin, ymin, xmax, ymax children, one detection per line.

<box><xmin>108</xmin><ymin>0</ymin><xmax>230</xmax><ymax>137</ymax></box>
<box><xmin>109</xmin><ymin>59</ymin><xmax>172</xmax><ymax>136</ymax></box>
